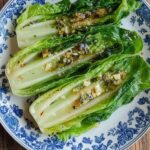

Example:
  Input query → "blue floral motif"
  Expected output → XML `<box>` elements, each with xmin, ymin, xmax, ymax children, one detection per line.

<box><xmin>42</xmin><ymin>136</ymin><xmax>65</xmax><ymax>150</ymax></box>
<box><xmin>27</xmin><ymin>132</ymin><xmax>39</xmax><ymax>142</ymax></box>
<box><xmin>110</xmin><ymin>143</ymin><xmax>118</xmax><ymax>150</ymax></box>
<box><xmin>92</xmin><ymin>144</ymin><xmax>107</xmax><ymax>150</ymax></box>
<box><xmin>144</xmin><ymin>34</ymin><xmax>150</xmax><ymax>46</ymax></box>
<box><xmin>0</xmin><ymin>87</ymin><xmax>7</xmax><ymax>94</ymax></box>
<box><xmin>130</xmin><ymin>16</ymin><xmax>136</xmax><ymax>26</ymax></box>
<box><xmin>137</xmin><ymin>17</ymin><xmax>144</xmax><ymax>26</ymax></box>
<box><xmin>147</xmin><ymin>58</ymin><xmax>150</xmax><ymax>64</ymax></box>
<box><xmin>136</xmin><ymin>4</ymin><xmax>150</xmax><ymax>27</ymax></box>
<box><xmin>95</xmin><ymin>134</ymin><xmax>105</xmax><ymax>144</ymax></box>
<box><xmin>35</xmin><ymin>0</ymin><xmax>45</xmax><ymax>4</ymax></box>
<box><xmin>16</xmin><ymin>0</ymin><xmax>26</xmax><ymax>5</ymax></box>
<box><xmin>11</xmin><ymin>104</ymin><xmax>23</xmax><ymax>118</ymax></box>
<box><xmin>0</xmin><ymin>1</ymin><xmax>150</xmax><ymax>150</ymax></box>
<box><xmin>0</xmin><ymin>105</ymin><xmax>8</xmax><ymax>114</ymax></box>
<box><xmin>107</xmin><ymin>105</ymin><xmax>150</xmax><ymax>150</ymax></box>
<box><xmin>82</xmin><ymin>137</ymin><xmax>92</xmax><ymax>144</ymax></box>
<box><xmin>0</xmin><ymin>44</ymin><xmax>8</xmax><ymax>53</ymax></box>
<box><xmin>0</xmin><ymin>26</ymin><xmax>14</xmax><ymax>40</ymax></box>
<box><xmin>138</xmin><ymin>97</ymin><xmax>150</xmax><ymax>105</ymax></box>
<box><xmin>107</xmin><ymin>140</ymin><xmax>113</xmax><ymax>147</ymax></box>
<box><xmin>117</xmin><ymin>122</ymin><xmax>138</xmax><ymax>146</ymax></box>
<box><xmin>93</xmin><ymin>135</ymin><xmax>113</xmax><ymax>150</ymax></box>
<box><xmin>139</xmin><ymin>28</ymin><xmax>147</xmax><ymax>34</ymax></box>
<box><xmin>0</xmin><ymin>68</ymin><xmax>10</xmax><ymax>89</ymax></box>
<box><xmin>4</xmin><ymin>113</ymin><xmax>19</xmax><ymax>132</ymax></box>
<box><xmin>71</xmin><ymin>143</ymin><xmax>83</xmax><ymax>150</ymax></box>
<box><xmin>0</xmin><ymin>0</ymin><xmax>40</xmax><ymax>46</ymax></box>
<box><xmin>145</xmin><ymin>89</ymin><xmax>150</xmax><ymax>94</ymax></box>
<box><xmin>24</xmin><ymin>118</ymin><xmax>33</xmax><ymax>130</ymax></box>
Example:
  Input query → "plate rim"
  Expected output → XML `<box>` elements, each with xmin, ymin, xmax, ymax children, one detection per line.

<box><xmin>142</xmin><ymin>0</ymin><xmax>150</xmax><ymax>9</ymax></box>
<box><xmin>0</xmin><ymin>1</ymin><xmax>150</xmax><ymax>150</ymax></box>
<box><xmin>0</xmin><ymin>1</ymin><xmax>36</xmax><ymax>150</ymax></box>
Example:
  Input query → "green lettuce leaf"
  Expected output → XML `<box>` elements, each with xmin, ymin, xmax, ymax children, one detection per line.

<box><xmin>29</xmin><ymin>54</ymin><xmax>150</xmax><ymax>140</ymax></box>
<box><xmin>17</xmin><ymin>0</ymin><xmax>71</xmax><ymax>26</ymax></box>
<box><xmin>6</xmin><ymin>24</ymin><xmax>143</xmax><ymax>96</ymax></box>
<box><xmin>16</xmin><ymin>0</ymin><xmax>141</xmax><ymax>48</ymax></box>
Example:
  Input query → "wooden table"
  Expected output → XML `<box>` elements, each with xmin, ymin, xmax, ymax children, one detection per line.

<box><xmin>0</xmin><ymin>0</ymin><xmax>150</xmax><ymax>149</ymax></box>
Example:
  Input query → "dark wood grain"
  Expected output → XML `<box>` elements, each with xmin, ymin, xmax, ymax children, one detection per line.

<box><xmin>0</xmin><ymin>0</ymin><xmax>150</xmax><ymax>150</ymax></box>
<box><xmin>0</xmin><ymin>124</ymin><xmax>25</xmax><ymax>150</ymax></box>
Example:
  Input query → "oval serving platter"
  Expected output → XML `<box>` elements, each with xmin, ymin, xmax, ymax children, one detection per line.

<box><xmin>0</xmin><ymin>0</ymin><xmax>150</xmax><ymax>150</ymax></box>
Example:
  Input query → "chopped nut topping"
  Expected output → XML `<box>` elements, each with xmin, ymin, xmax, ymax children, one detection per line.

<box><xmin>113</xmin><ymin>80</ymin><xmax>122</xmax><ymax>85</ymax></box>
<box><xmin>73</xmin><ymin>88</ymin><xmax>80</xmax><ymax>92</ymax></box>
<box><xmin>73</xmin><ymin>12</ymin><xmax>86</xmax><ymax>22</ymax></box>
<box><xmin>85</xmin><ymin>11</ymin><xmax>92</xmax><ymax>17</ymax></box>
<box><xmin>58</xmin><ymin>43</ymin><xmax>89</xmax><ymax>67</ymax></box>
<box><xmin>102</xmin><ymin>71</ymin><xmax>126</xmax><ymax>89</ymax></box>
<box><xmin>95</xmin><ymin>8</ymin><xmax>108</xmax><ymax>17</ymax></box>
<box><xmin>94</xmin><ymin>83</ymin><xmax>103</xmax><ymax>96</ymax></box>
<box><xmin>113</xmin><ymin>74</ymin><xmax>121</xmax><ymax>80</ymax></box>
<box><xmin>83</xmin><ymin>80</ymin><xmax>91</xmax><ymax>87</ymax></box>
<box><xmin>64</xmin><ymin>26</ymin><xmax>70</xmax><ymax>34</ymax></box>
<box><xmin>65</xmin><ymin>52</ymin><xmax>72</xmax><ymax>58</ymax></box>
<box><xmin>71</xmin><ymin>71</ymin><xmax>126</xmax><ymax>109</ymax></box>
<box><xmin>63</xmin><ymin>57</ymin><xmax>67</xmax><ymax>64</ymax></box>
<box><xmin>44</xmin><ymin>63</ymin><xmax>52</xmax><ymax>72</ymax></box>
<box><xmin>63</xmin><ymin>57</ymin><xmax>72</xmax><ymax>64</ymax></box>
<box><xmin>73</xmin><ymin>99</ymin><xmax>81</xmax><ymax>109</ymax></box>
<box><xmin>72</xmin><ymin>53</ymin><xmax>79</xmax><ymax>57</ymax></box>
<box><xmin>57</xmin><ymin>8</ymin><xmax>110</xmax><ymax>36</ymax></box>
<box><xmin>42</xmin><ymin>49</ymin><xmax>49</xmax><ymax>58</ymax></box>
<box><xmin>91</xmin><ymin>88</ymin><xmax>97</xmax><ymax>98</ymax></box>
<box><xmin>20</xmin><ymin>63</ymin><xmax>26</xmax><ymax>67</ymax></box>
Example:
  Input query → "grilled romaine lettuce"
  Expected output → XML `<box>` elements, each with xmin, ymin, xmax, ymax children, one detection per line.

<box><xmin>29</xmin><ymin>55</ymin><xmax>150</xmax><ymax>139</ymax></box>
<box><xmin>16</xmin><ymin>0</ymin><xmax>141</xmax><ymax>48</ymax></box>
<box><xmin>6</xmin><ymin>25</ymin><xmax>143</xmax><ymax>96</ymax></box>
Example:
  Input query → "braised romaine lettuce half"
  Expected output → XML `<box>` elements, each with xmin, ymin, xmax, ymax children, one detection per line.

<box><xmin>29</xmin><ymin>55</ymin><xmax>150</xmax><ymax>140</ymax></box>
<box><xmin>6</xmin><ymin>25</ymin><xmax>143</xmax><ymax>96</ymax></box>
<box><xmin>17</xmin><ymin>0</ymin><xmax>71</xmax><ymax>26</ymax></box>
<box><xmin>16</xmin><ymin>0</ymin><xmax>141</xmax><ymax>48</ymax></box>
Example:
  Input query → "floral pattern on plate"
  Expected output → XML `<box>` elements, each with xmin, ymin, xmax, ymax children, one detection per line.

<box><xmin>0</xmin><ymin>0</ymin><xmax>150</xmax><ymax>150</ymax></box>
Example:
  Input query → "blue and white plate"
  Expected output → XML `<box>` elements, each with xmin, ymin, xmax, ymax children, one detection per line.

<box><xmin>0</xmin><ymin>0</ymin><xmax>150</xmax><ymax>150</ymax></box>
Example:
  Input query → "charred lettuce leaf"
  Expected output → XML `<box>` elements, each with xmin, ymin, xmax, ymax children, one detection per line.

<box><xmin>29</xmin><ymin>55</ymin><xmax>150</xmax><ymax>140</ymax></box>
<box><xmin>16</xmin><ymin>0</ymin><xmax>141</xmax><ymax>48</ymax></box>
<box><xmin>6</xmin><ymin>24</ymin><xmax>143</xmax><ymax>96</ymax></box>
